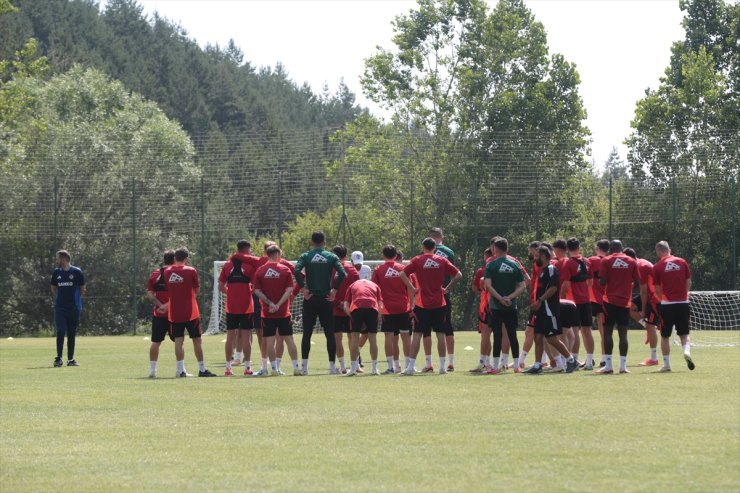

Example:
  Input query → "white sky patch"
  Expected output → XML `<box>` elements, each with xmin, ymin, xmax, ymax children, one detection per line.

<box><xmin>138</xmin><ymin>0</ymin><xmax>685</xmax><ymax>166</ymax></box>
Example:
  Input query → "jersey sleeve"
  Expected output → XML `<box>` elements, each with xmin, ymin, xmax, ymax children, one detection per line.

<box><xmin>515</xmin><ymin>265</ymin><xmax>524</xmax><ymax>283</ymax></box>
<box><xmin>192</xmin><ymin>269</ymin><xmax>200</xmax><ymax>289</ymax></box>
<box><xmin>147</xmin><ymin>272</ymin><xmax>156</xmax><ymax>291</ymax></box>
<box><xmin>293</xmin><ymin>253</ymin><xmax>306</xmax><ymax>287</ymax></box>
<box><xmin>77</xmin><ymin>269</ymin><xmax>85</xmax><ymax>286</ymax></box>
<box><xmin>560</xmin><ymin>261</ymin><xmax>572</xmax><ymax>282</ymax></box>
<box><xmin>545</xmin><ymin>267</ymin><xmax>559</xmax><ymax>291</ymax></box>
<box><xmin>371</xmin><ymin>268</ymin><xmax>379</xmax><ymax>284</ymax></box>
<box><xmin>218</xmin><ymin>263</ymin><xmax>230</xmax><ymax>283</ymax></box>
<box><xmin>403</xmin><ymin>260</ymin><xmax>417</xmax><ymax>276</ymax></box>
<box><xmin>631</xmin><ymin>262</ymin><xmax>640</xmax><ymax>284</ymax></box>
<box><xmin>332</xmin><ymin>256</ymin><xmax>346</xmax><ymax>289</ymax></box>
<box><xmin>445</xmin><ymin>258</ymin><xmax>460</xmax><ymax>276</ymax></box>
<box><xmin>683</xmin><ymin>259</ymin><xmax>692</xmax><ymax>279</ymax></box>
<box><xmin>50</xmin><ymin>270</ymin><xmax>58</xmax><ymax>286</ymax></box>
<box><xmin>252</xmin><ymin>268</ymin><xmax>263</xmax><ymax>291</ymax></box>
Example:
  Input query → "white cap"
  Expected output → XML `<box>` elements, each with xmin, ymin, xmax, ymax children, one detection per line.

<box><xmin>351</xmin><ymin>251</ymin><xmax>364</xmax><ymax>265</ymax></box>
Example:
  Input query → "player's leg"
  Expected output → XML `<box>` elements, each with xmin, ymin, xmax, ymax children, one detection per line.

<box><xmin>188</xmin><ymin>320</ymin><xmax>215</xmax><ymax>377</ymax></box>
<box><xmin>658</xmin><ymin>304</ymin><xmax>673</xmax><ymax>371</ymax></box>
<box><xmin>501</xmin><ymin>322</ymin><xmax>511</xmax><ymax>370</ymax></box>
<box><xmin>382</xmin><ymin>315</ymin><xmax>395</xmax><ymax>373</ymax></box>
<box><xmin>592</xmin><ymin>302</ymin><xmax>605</xmax><ymax>366</ymax></box>
<box><xmin>365</xmin><ymin>311</ymin><xmax>379</xmax><ymax>375</ymax></box>
<box><xmin>224</xmin><ymin>323</ymin><xmax>237</xmax><ymax>376</ymax></box>
<box><xmin>676</xmin><ymin>304</ymin><xmax>694</xmax><ymax>370</ymax></box>
<box><xmin>318</xmin><ymin>298</ymin><xmax>337</xmax><ymax>373</ymax></box>
<box><xmin>65</xmin><ymin>310</ymin><xmax>79</xmax><ymax>364</ymax></box>
<box><xmin>400</xmin><ymin>329</ymin><xmax>412</xmax><ymax>369</ymax></box>
<box><xmin>422</xmin><ymin>334</ymin><xmax>433</xmax><ymax>371</ymax></box>
<box><xmin>358</xmin><ymin>332</ymin><xmax>368</xmax><ymax>369</ymax></box>
<box><xmin>524</xmin><ymin>316</ymin><xmax>549</xmax><ymax>374</ymax></box>
<box><xmin>275</xmin><ymin>319</ymin><xmax>300</xmax><ymax>375</ymax></box>
<box><xmin>505</xmin><ymin>311</ymin><xmax>520</xmax><ymax>373</ymax></box>
<box><xmin>149</xmin><ymin>316</ymin><xmax>167</xmax><ymax>377</ymax></box>
<box><xmin>53</xmin><ymin>309</ymin><xmax>67</xmax><ymax>367</ymax></box>
<box><xmin>490</xmin><ymin>311</ymin><xmax>504</xmax><ymax>372</ymax></box>
<box><xmin>433</xmin><ymin>308</ymin><xmax>448</xmax><ymax>374</ymax></box>
<box><xmin>519</xmin><ymin>314</ymin><xmax>536</xmax><ymax>369</ymax></box>
<box><xmin>443</xmin><ymin>295</ymin><xmax>455</xmax><ymax>371</ymax></box>
<box><xmin>261</xmin><ymin>320</ymin><xmax>277</xmax><ymax>375</ymax></box>
<box><xmin>172</xmin><ymin>322</ymin><xmax>189</xmax><ymax>377</ymax></box>
<box><xmin>334</xmin><ymin>325</ymin><xmax>345</xmax><ymax>372</ymax></box>
<box><xmin>403</xmin><ymin>309</ymin><xmax>427</xmax><ymax>375</ymax></box>
<box><xmin>598</xmin><ymin>304</ymin><xmax>616</xmax><ymax>374</ymax></box>
<box><xmin>300</xmin><ymin>297</ymin><xmax>318</xmax><ymax>374</ymax></box>
<box><xmin>615</xmin><ymin>306</ymin><xmax>630</xmax><ymax>374</ymax></box>
<box><xmin>347</xmin><ymin>318</ymin><xmax>361</xmax><ymax>375</ymax></box>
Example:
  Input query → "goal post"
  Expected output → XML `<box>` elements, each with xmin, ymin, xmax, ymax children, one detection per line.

<box><xmin>206</xmin><ymin>259</ymin><xmax>388</xmax><ymax>336</ymax></box>
<box><xmin>684</xmin><ymin>291</ymin><xmax>740</xmax><ymax>347</ymax></box>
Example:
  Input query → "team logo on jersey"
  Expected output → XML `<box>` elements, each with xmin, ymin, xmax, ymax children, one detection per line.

<box><xmin>311</xmin><ymin>254</ymin><xmax>327</xmax><ymax>263</ymax></box>
<box><xmin>385</xmin><ymin>268</ymin><xmax>401</xmax><ymax>278</ymax></box>
<box><xmin>168</xmin><ymin>272</ymin><xmax>184</xmax><ymax>283</ymax></box>
<box><xmin>498</xmin><ymin>263</ymin><xmax>514</xmax><ymax>273</ymax></box>
<box><xmin>435</xmin><ymin>250</ymin><xmax>448</xmax><ymax>259</ymax></box>
<box><xmin>264</xmin><ymin>268</ymin><xmax>281</xmax><ymax>278</ymax></box>
<box><xmin>612</xmin><ymin>258</ymin><xmax>630</xmax><ymax>269</ymax></box>
<box><xmin>665</xmin><ymin>261</ymin><xmax>681</xmax><ymax>272</ymax></box>
<box><xmin>57</xmin><ymin>275</ymin><xmax>62</xmax><ymax>280</ymax></box>
<box><xmin>68</xmin><ymin>274</ymin><xmax>74</xmax><ymax>279</ymax></box>
<box><xmin>423</xmin><ymin>258</ymin><xmax>440</xmax><ymax>269</ymax></box>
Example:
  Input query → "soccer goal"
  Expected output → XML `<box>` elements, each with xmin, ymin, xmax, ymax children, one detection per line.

<box><xmin>206</xmin><ymin>259</ymin><xmax>387</xmax><ymax>335</ymax></box>
<box><xmin>684</xmin><ymin>291</ymin><xmax>740</xmax><ymax>347</ymax></box>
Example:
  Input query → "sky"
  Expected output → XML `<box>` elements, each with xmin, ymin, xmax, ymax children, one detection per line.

<box><xmin>138</xmin><ymin>0</ymin><xmax>686</xmax><ymax>165</ymax></box>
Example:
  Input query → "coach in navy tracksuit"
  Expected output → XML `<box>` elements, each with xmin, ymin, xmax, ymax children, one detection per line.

<box><xmin>50</xmin><ymin>250</ymin><xmax>86</xmax><ymax>367</ymax></box>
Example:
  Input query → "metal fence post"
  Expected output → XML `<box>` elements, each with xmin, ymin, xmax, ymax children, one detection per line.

<box><xmin>732</xmin><ymin>171</ymin><xmax>737</xmax><ymax>290</ymax></box>
<box><xmin>131</xmin><ymin>178</ymin><xmax>137</xmax><ymax>335</ymax></box>
<box><xmin>53</xmin><ymin>175</ymin><xmax>59</xmax><ymax>257</ymax></box>
<box><xmin>200</xmin><ymin>175</ymin><xmax>206</xmax><ymax>306</ymax></box>
<box><xmin>608</xmin><ymin>172</ymin><xmax>613</xmax><ymax>240</ymax></box>
<box><xmin>671</xmin><ymin>178</ymin><xmax>677</xmax><ymax>244</ymax></box>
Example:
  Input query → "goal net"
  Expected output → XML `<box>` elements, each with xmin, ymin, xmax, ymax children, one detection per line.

<box><xmin>684</xmin><ymin>291</ymin><xmax>740</xmax><ymax>347</ymax></box>
<box><xmin>206</xmin><ymin>260</ymin><xmax>387</xmax><ymax>335</ymax></box>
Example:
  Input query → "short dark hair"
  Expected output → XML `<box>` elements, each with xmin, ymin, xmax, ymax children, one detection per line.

<box><xmin>429</xmin><ymin>227</ymin><xmax>443</xmax><ymax>238</ymax></box>
<box><xmin>596</xmin><ymin>239</ymin><xmax>610</xmax><ymax>254</ymax></box>
<box><xmin>493</xmin><ymin>237</ymin><xmax>508</xmax><ymax>252</ymax></box>
<box><xmin>489</xmin><ymin>236</ymin><xmax>501</xmax><ymax>245</ymax></box>
<box><xmin>395</xmin><ymin>250</ymin><xmax>404</xmax><ymax>262</ymax></box>
<box><xmin>174</xmin><ymin>247</ymin><xmax>189</xmax><ymax>262</ymax></box>
<box><xmin>566</xmin><ymin>237</ymin><xmax>580</xmax><ymax>252</ymax></box>
<box><xmin>382</xmin><ymin>244</ymin><xmax>397</xmax><ymax>260</ymax></box>
<box><xmin>528</xmin><ymin>241</ymin><xmax>541</xmax><ymax>249</ymax></box>
<box><xmin>236</xmin><ymin>239</ymin><xmax>251</xmax><ymax>252</ymax></box>
<box><xmin>623</xmin><ymin>247</ymin><xmax>637</xmax><ymax>259</ymax></box>
<box><xmin>484</xmin><ymin>247</ymin><xmax>492</xmax><ymax>258</ymax></box>
<box><xmin>56</xmin><ymin>250</ymin><xmax>71</xmax><ymax>261</ymax></box>
<box><xmin>537</xmin><ymin>245</ymin><xmax>552</xmax><ymax>259</ymax></box>
<box><xmin>311</xmin><ymin>231</ymin><xmax>325</xmax><ymax>245</ymax></box>
<box><xmin>263</xmin><ymin>241</ymin><xmax>277</xmax><ymax>252</ymax></box>
<box><xmin>552</xmin><ymin>239</ymin><xmax>567</xmax><ymax>250</ymax></box>
<box><xmin>163</xmin><ymin>249</ymin><xmax>175</xmax><ymax>266</ymax></box>
<box><xmin>609</xmin><ymin>239</ymin><xmax>624</xmax><ymax>254</ymax></box>
<box><xmin>422</xmin><ymin>237</ymin><xmax>436</xmax><ymax>251</ymax></box>
<box><xmin>266</xmin><ymin>245</ymin><xmax>281</xmax><ymax>257</ymax></box>
<box><xmin>541</xmin><ymin>242</ymin><xmax>553</xmax><ymax>252</ymax></box>
<box><xmin>332</xmin><ymin>244</ymin><xmax>347</xmax><ymax>258</ymax></box>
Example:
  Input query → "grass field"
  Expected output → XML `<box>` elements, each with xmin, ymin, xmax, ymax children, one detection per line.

<box><xmin>1</xmin><ymin>333</ymin><xmax>738</xmax><ymax>493</ymax></box>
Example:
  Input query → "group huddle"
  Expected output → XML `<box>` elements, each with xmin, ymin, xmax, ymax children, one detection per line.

<box><xmin>143</xmin><ymin>227</ymin><xmax>695</xmax><ymax>378</ymax></box>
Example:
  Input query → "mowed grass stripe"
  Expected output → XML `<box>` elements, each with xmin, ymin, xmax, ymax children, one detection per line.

<box><xmin>1</xmin><ymin>334</ymin><xmax>738</xmax><ymax>492</ymax></box>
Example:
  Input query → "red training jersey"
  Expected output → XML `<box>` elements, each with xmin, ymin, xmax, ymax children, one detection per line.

<box><xmin>147</xmin><ymin>267</ymin><xmax>169</xmax><ymax>318</ymax></box>
<box><xmin>334</xmin><ymin>261</ymin><xmax>359</xmax><ymax>316</ymax></box>
<box><xmin>600</xmin><ymin>253</ymin><xmax>640</xmax><ymax>308</ymax></box>
<box><xmin>653</xmin><ymin>255</ymin><xmax>691</xmax><ymax>303</ymax></box>
<box><xmin>636</xmin><ymin>258</ymin><xmax>659</xmax><ymax>306</ymax></box>
<box><xmin>372</xmin><ymin>261</ymin><xmax>411</xmax><ymax>315</ymax></box>
<box><xmin>164</xmin><ymin>264</ymin><xmax>200</xmax><ymax>323</ymax></box>
<box><xmin>403</xmin><ymin>254</ymin><xmax>459</xmax><ymax>309</ymax></box>
<box><xmin>253</xmin><ymin>261</ymin><xmax>295</xmax><ymax>319</ymax></box>
<box><xmin>345</xmin><ymin>279</ymin><xmax>383</xmax><ymax>312</ymax></box>
<box><xmin>218</xmin><ymin>254</ymin><xmax>256</xmax><ymax>315</ymax></box>
<box><xmin>530</xmin><ymin>261</ymin><xmax>542</xmax><ymax>305</ymax></box>
<box><xmin>588</xmin><ymin>255</ymin><xmax>605</xmax><ymax>303</ymax></box>
<box><xmin>561</xmin><ymin>255</ymin><xmax>591</xmax><ymax>304</ymax></box>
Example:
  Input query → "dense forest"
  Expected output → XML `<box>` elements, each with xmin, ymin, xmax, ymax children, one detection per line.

<box><xmin>0</xmin><ymin>0</ymin><xmax>737</xmax><ymax>335</ymax></box>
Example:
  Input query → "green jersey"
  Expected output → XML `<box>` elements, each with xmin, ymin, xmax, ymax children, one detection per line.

<box><xmin>434</xmin><ymin>244</ymin><xmax>455</xmax><ymax>284</ymax></box>
<box><xmin>484</xmin><ymin>256</ymin><xmax>524</xmax><ymax>311</ymax></box>
<box><xmin>294</xmin><ymin>248</ymin><xmax>346</xmax><ymax>297</ymax></box>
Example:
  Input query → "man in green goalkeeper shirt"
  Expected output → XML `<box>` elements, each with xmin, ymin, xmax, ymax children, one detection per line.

<box><xmin>294</xmin><ymin>231</ymin><xmax>346</xmax><ymax>375</ymax></box>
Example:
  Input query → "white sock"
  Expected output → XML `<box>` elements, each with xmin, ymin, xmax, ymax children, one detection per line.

<box><xmin>425</xmin><ymin>355</ymin><xmax>432</xmax><ymax>367</ymax></box>
<box><xmin>404</xmin><ymin>357</ymin><xmax>410</xmax><ymax>367</ymax></box>
<box><xmin>484</xmin><ymin>355</ymin><xmax>490</xmax><ymax>366</ymax></box>
<box><xmin>567</xmin><ymin>355</ymin><xmax>575</xmax><ymax>363</ymax></box>
<box><xmin>292</xmin><ymin>359</ymin><xmax>299</xmax><ymax>369</ymax></box>
<box><xmin>534</xmin><ymin>361</ymin><xmax>541</xmax><ymax>369</ymax></box>
<box><xmin>371</xmin><ymin>360</ymin><xmax>378</xmax><ymax>373</ymax></box>
<box><xmin>605</xmin><ymin>355</ymin><xmax>613</xmax><ymax>370</ymax></box>
<box><xmin>518</xmin><ymin>351</ymin><xmax>528</xmax><ymax>367</ymax></box>
<box><xmin>225</xmin><ymin>360</ymin><xmax>232</xmax><ymax>370</ymax></box>
<box><xmin>448</xmin><ymin>354</ymin><xmax>455</xmax><ymax>365</ymax></box>
<box><xmin>541</xmin><ymin>353</ymin><xmax>548</xmax><ymax>365</ymax></box>
<box><xmin>407</xmin><ymin>357</ymin><xmax>416</xmax><ymax>371</ymax></box>
<box><xmin>386</xmin><ymin>357</ymin><xmax>393</xmax><ymax>369</ymax></box>
<box><xmin>339</xmin><ymin>357</ymin><xmax>346</xmax><ymax>371</ymax></box>
<box><xmin>585</xmin><ymin>353</ymin><xmax>593</xmax><ymax>365</ymax></box>
<box><xmin>650</xmin><ymin>348</ymin><xmax>658</xmax><ymax>360</ymax></box>
<box><xmin>176</xmin><ymin>360</ymin><xmax>185</xmax><ymax>373</ymax></box>
<box><xmin>261</xmin><ymin>358</ymin><xmax>268</xmax><ymax>371</ymax></box>
<box><xmin>501</xmin><ymin>354</ymin><xmax>509</xmax><ymax>368</ymax></box>
<box><xmin>479</xmin><ymin>354</ymin><xmax>486</xmax><ymax>364</ymax></box>
<box><xmin>198</xmin><ymin>360</ymin><xmax>206</xmax><ymax>372</ymax></box>
<box><xmin>439</xmin><ymin>357</ymin><xmax>446</xmax><ymax>369</ymax></box>
<box><xmin>683</xmin><ymin>343</ymin><xmax>691</xmax><ymax>355</ymax></box>
<box><xmin>663</xmin><ymin>355</ymin><xmax>670</xmax><ymax>368</ymax></box>
<box><xmin>302</xmin><ymin>359</ymin><xmax>308</xmax><ymax>371</ymax></box>
<box><xmin>573</xmin><ymin>353</ymin><xmax>580</xmax><ymax>362</ymax></box>
<box><xmin>245</xmin><ymin>360</ymin><xmax>251</xmax><ymax>370</ymax></box>
<box><xmin>351</xmin><ymin>360</ymin><xmax>358</xmax><ymax>372</ymax></box>
<box><xmin>556</xmin><ymin>355</ymin><xmax>566</xmax><ymax>369</ymax></box>
<box><xmin>271</xmin><ymin>360</ymin><xmax>278</xmax><ymax>371</ymax></box>
<box><xmin>149</xmin><ymin>361</ymin><xmax>157</xmax><ymax>373</ymax></box>
<box><xmin>394</xmin><ymin>359</ymin><xmax>401</xmax><ymax>371</ymax></box>
<box><xmin>493</xmin><ymin>357</ymin><xmax>500</xmax><ymax>370</ymax></box>
<box><xmin>620</xmin><ymin>355</ymin><xmax>627</xmax><ymax>371</ymax></box>
<box><xmin>329</xmin><ymin>361</ymin><xmax>336</xmax><ymax>371</ymax></box>
<box><xmin>276</xmin><ymin>357</ymin><xmax>282</xmax><ymax>369</ymax></box>
<box><xmin>235</xmin><ymin>351</ymin><xmax>243</xmax><ymax>362</ymax></box>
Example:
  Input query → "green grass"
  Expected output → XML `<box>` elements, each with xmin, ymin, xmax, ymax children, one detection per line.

<box><xmin>1</xmin><ymin>333</ymin><xmax>738</xmax><ymax>493</ymax></box>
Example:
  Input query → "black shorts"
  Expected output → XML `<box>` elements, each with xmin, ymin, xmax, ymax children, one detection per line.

<box><xmin>603</xmin><ymin>303</ymin><xmax>630</xmax><ymax>329</ymax></box>
<box><xmin>591</xmin><ymin>302</ymin><xmax>603</xmax><ymax>316</ymax></box>
<box><xmin>171</xmin><ymin>318</ymin><xmax>201</xmax><ymax>339</ymax></box>
<box><xmin>575</xmin><ymin>303</ymin><xmax>593</xmax><ymax>327</ymax></box>
<box><xmin>226</xmin><ymin>313</ymin><xmax>253</xmax><ymax>331</ymax></box>
<box><xmin>262</xmin><ymin>317</ymin><xmax>292</xmax><ymax>337</ymax></box>
<box><xmin>632</xmin><ymin>294</ymin><xmax>642</xmax><ymax>312</ymax></box>
<box><xmin>303</xmin><ymin>295</ymin><xmax>334</xmax><ymax>332</ymax></box>
<box><xmin>351</xmin><ymin>308</ymin><xmax>378</xmax><ymax>334</ymax></box>
<box><xmin>489</xmin><ymin>309</ymin><xmax>518</xmax><ymax>332</ymax></box>
<box><xmin>333</xmin><ymin>314</ymin><xmax>351</xmax><ymax>333</ymax></box>
<box><xmin>559</xmin><ymin>303</ymin><xmax>579</xmax><ymax>329</ymax></box>
<box><xmin>534</xmin><ymin>313</ymin><xmax>562</xmax><ymax>337</ymax></box>
<box><xmin>527</xmin><ymin>311</ymin><xmax>537</xmax><ymax>328</ymax></box>
<box><xmin>413</xmin><ymin>307</ymin><xmax>446</xmax><ymax>337</ymax></box>
<box><xmin>382</xmin><ymin>313</ymin><xmax>411</xmax><ymax>335</ymax></box>
<box><xmin>252</xmin><ymin>294</ymin><xmax>262</xmax><ymax>329</ymax></box>
<box><xmin>658</xmin><ymin>303</ymin><xmax>690</xmax><ymax>337</ymax></box>
<box><xmin>644</xmin><ymin>302</ymin><xmax>661</xmax><ymax>326</ymax></box>
<box><xmin>442</xmin><ymin>294</ymin><xmax>453</xmax><ymax>336</ymax></box>
<box><xmin>151</xmin><ymin>316</ymin><xmax>171</xmax><ymax>343</ymax></box>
